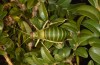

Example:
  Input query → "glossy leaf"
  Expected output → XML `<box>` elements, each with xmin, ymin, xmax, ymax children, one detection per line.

<box><xmin>27</xmin><ymin>0</ymin><xmax>35</xmax><ymax>9</ymax></box>
<box><xmin>54</xmin><ymin>43</ymin><xmax>64</xmax><ymax>49</ymax></box>
<box><xmin>76</xmin><ymin>5</ymin><xmax>100</xmax><ymax>21</ymax></box>
<box><xmin>0</xmin><ymin>20</ymin><xmax>3</xmax><ymax>34</ymax></box>
<box><xmin>43</xmin><ymin>41</ymin><xmax>54</xmax><ymax>49</ymax></box>
<box><xmin>13</xmin><ymin>16</ymin><xmax>21</xmax><ymax>22</ymax></box>
<box><xmin>88</xmin><ymin>60</ymin><xmax>94</xmax><ymax>65</ymax></box>
<box><xmin>68</xmin><ymin>3</ymin><xmax>85</xmax><ymax>11</ymax></box>
<box><xmin>58</xmin><ymin>62</ymin><xmax>70</xmax><ymax>65</ymax></box>
<box><xmin>69</xmin><ymin>38</ymin><xmax>76</xmax><ymax>49</ymax></box>
<box><xmin>24</xmin><ymin>57</ymin><xmax>35</xmax><ymax>65</ymax></box>
<box><xmin>39</xmin><ymin>2</ymin><xmax>48</xmax><ymax>21</ymax></box>
<box><xmin>53</xmin><ymin>47</ymin><xmax>71</xmax><ymax>60</ymax></box>
<box><xmin>78</xmin><ymin>29</ymin><xmax>93</xmax><ymax>45</ymax></box>
<box><xmin>88</xmin><ymin>37</ymin><xmax>100</xmax><ymax>47</ymax></box>
<box><xmin>77</xmin><ymin>16</ymin><xmax>85</xmax><ymax>30</ymax></box>
<box><xmin>57</xmin><ymin>0</ymin><xmax>71</xmax><ymax>8</ymax></box>
<box><xmin>39</xmin><ymin>0</ymin><xmax>46</xmax><ymax>2</ymax></box>
<box><xmin>75</xmin><ymin>47</ymin><xmax>88</xmax><ymax>58</ymax></box>
<box><xmin>0</xmin><ymin>11</ymin><xmax>7</xmax><ymax>19</ymax></box>
<box><xmin>19</xmin><ymin>0</ymin><xmax>27</xmax><ymax>4</ymax></box>
<box><xmin>88</xmin><ymin>0</ymin><xmax>95</xmax><ymax>6</ymax></box>
<box><xmin>48</xmin><ymin>0</ymin><xmax>57</xmax><ymax>4</ymax></box>
<box><xmin>32</xmin><ymin>54</ymin><xmax>43</xmax><ymax>65</ymax></box>
<box><xmin>61</xmin><ymin>20</ymin><xmax>78</xmax><ymax>33</ymax></box>
<box><xmin>88</xmin><ymin>0</ymin><xmax>100</xmax><ymax>10</ymax></box>
<box><xmin>23</xmin><ymin>21</ymin><xmax>32</xmax><ymax>34</ymax></box>
<box><xmin>82</xmin><ymin>19</ymin><xmax>100</xmax><ymax>36</ymax></box>
<box><xmin>9</xmin><ymin>7</ymin><xmax>21</xmax><ymax>16</ymax></box>
<box><xmin>48</xmin><ymin>4</ymin><xmax>56</xmax><ymax>11</ymax></box>
<box><xmin>4</xmin><ymin>38</ymin><xmax>14</xmax><ymax>51</ymax></box>
<box><xmin>18</xmin><ymin>21</ymin><xmax>32</xmax><ymax>43</ymax></box>
<box><xmin>54</xmin><ymin>54</ymin><xmax>63</xmax><ymax>61</ymax></box>
<box><xmin>0</xmin><ymin>36</ymin><xmax>14</xmax><ymax>51</ymax></box>
<box><xmin>50</xmin><ymin>18</ymin><xmax>66</xmax><ymax>26</ymax></box>
<box><xmin>30</xmin><ymin>17</ymin><xmax>44</xmax><ymax>30</ymax></box>
<box><xmin>15</xmin><ymin>47</ymin><xmax>25</xmax><ymax>61</ymax></box>
<box><xmin>41</xmin><ymin>47</ymin><xmax>54</xmax><ymax>63</ymax></box>
<box><xmin>79</xmin><ymin>40</ymin><xmax>88</xmax><ymax>46</ymax></box>
<box><xmin>89</xmin><ymin>47</ymin><xmax>100</xmax><ymax>64</ymax></box>
<box><xmin>95</xmin><ymin>62</ymin><xmax>100</xmax><ymax>65</ymax></box>
<box><xmin>0</xmin><ymin>36</ymin><xmax>8</xmax><ymax>45</ymax></box>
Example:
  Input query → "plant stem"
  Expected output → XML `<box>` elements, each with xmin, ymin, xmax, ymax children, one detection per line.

<box><xmin>76</xmin><ymin>55</ymin><xmax>79</xmax><ymax>65</ymax></box>
<box><xmin>4</xmin><ymin>53</ymin><xmax>13</xmax><ymax>65</ymax></box>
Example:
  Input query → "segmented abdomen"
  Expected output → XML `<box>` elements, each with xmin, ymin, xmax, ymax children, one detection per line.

<box><xmin>44</xmin><ymin>27</ymin><xmax>69</xmax><ymax>42</ymax></box>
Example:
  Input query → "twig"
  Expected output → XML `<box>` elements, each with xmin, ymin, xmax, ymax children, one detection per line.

<box><xmin>0</xmin><ymin>47</ymin><xmax>13</xmax><ymax>65</ymax></box>
<box><xmin>4</xmin><ymin>53</ymin><xmax>13</xmax><ymax>65</ymax></box>
<box><xmin>32</xmin><ymin>2</ymin><xmax>40</xmax><ymax>17</ymax></box>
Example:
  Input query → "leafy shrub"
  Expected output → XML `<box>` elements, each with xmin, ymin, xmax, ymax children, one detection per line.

<box><xmin>0</xmin><ymin>0</ymin><xmax>100</xmax><ymax>65</ymax></box>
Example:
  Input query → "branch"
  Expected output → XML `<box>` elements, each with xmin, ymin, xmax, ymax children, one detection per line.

<box><xmin>0</xmin><ymin>47</ymin><xmax>13</xmax><ymax>65</ymax></box>
<box><xmin>4</xmin><ymin>53</ymin><xmax>13</xmax><ymax>65</ymax></box>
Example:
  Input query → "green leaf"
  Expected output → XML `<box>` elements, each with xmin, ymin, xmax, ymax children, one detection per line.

<box><xmin>54</xmin><ymin>43</ymin><xmax>64</xmax><ymax>49</ymax></box>
<box><xmin>77</xmin><ymin>16</ymin><xmax>85</xmax><ymax>30</ymax></box>
<box><xmin>24</xmin><ymin>57</ymin><xmax>35</xmax><ymax>65</ymax></box>
<box><xmin>69</xmin><ymin>38</ymin><xmax>76</xmax><ymax>49</ymax></box>
<box><xmin>50</xmin><ymin>18</ymin><xmax>66</xmax><ymax>26</ymax></box>
<box><xmin>88</xmin><ymin>37</ymin><xmax>100</xmax><ymax>47</ymax></box>
<box><xmin>88</xmin><ymin>0</ymin><xmax>100</xmax><ymax>9</ymax></box>
<box><xmin>39</xmin><ymin>0</ymin><xmax>46</xmax><ymax>2</ymax></box>
<box><xmin>0</xmin><ymin>4</ymin><xmax>3</xmax><ymax>11</ymax></box>
<box><xmin>19</xmin><ymin>0</ymin><xmax>27</xmax><ymax>4</ymax></box>
<box><xmin>32</xmin><ymin>54</ymin><xmax>43</xmax><ymax>65</ymax></box>
<box><xmin>54</xmin><ymin>54</ymin><xmax>63</xmax><ymax>61</ymax></box>
<box><xmin>88</xmin><ymin>60</ymin><xmax>94</xmax><ymax>65</ymax></box>
<box><xmin>15</xmin><ymin>47</ymin><xmax>25</xmax><ymax>61</ymax></box>
<box><xmin>0</xmin><ymin>20</ymin><xmax>3</xmax><ymax>34</ymax></box>
<box><xmin>0</xmin><ymin>11</ymin><xmax>7</xmax><ymax>19</ymax></box>
<box><xmin>89</xmin><ymin>47</ymin><xmax>100</xmax><ymax>64</ymax></box>
<box><xmin>30</xmin><ymin>17</ymin><xmax>44</xmax><ymax>30</ymax></box>
<box><xmin>4</xmin><ymin>38</ymin><xmax>14</xmax><ymax>51</ymax></box>
<box><xmin>95</xmin><ymin>62</ymin><xmax>100</xmax><ymax>65</ymax></box>
<box><xmin>48</xmin><ymin>4</ymin><xmax>56</xmax><ymax>11</ymax></box>
<box><xmin>68</xmin><ymin>3</ymin><xmax>85</xmax><ymax>11</ymax></box>
<box><xmin>82</xmin><ymin>19</ymin><xmax>100</xmax><ymax>36</ymax></box>
<box><xmin>9</xmin><ymin>7</ymin><xmax>21</xmax><ymax>16</ymax></box>
<box><xmin>27</xmin><ymin>0</ymin><xmax>35</xmax><ymax>9</ymax></box>
<box><xmin>79</xmin><ymin>40</ymin><xmax>88</xmax><ymax>46</ymax></box>
<box><xmin>58</xmin><ymin>62</ymin><xmax>70</xmax><ymax>65</ymax></box>
<box><xmin>48</xmin><ymin>0</ymin><xmax>57</xmax><ymax>4</ymax></box>
<box><xmin>41</xmin><ymin>47</ymin><xmax>54</xmax><ymax>63</ymax></box>
<box><xmin>0</xmin><ymin>36</ymin><xmax>14</xmax><ymax>51</ymax></box>
<box><xmin>39</xmin><ymin>2</ymin><xmax>48</xmax><ymax>21</ymax></box>
<box><xmin>43</xmin><ymin>41</ymin><xmax>54</xmax><ymax>49</ymax></box>
<box><xmin>23</xmin><ymin>21</ymin><xmax>32</xmax><ymax>34</ymax></box>
<box><xmin>0</xmin><ymin>49</ymin><xmax>6</xmax><ymax>55</ymax></box>
<box><xmin>53</xmin><ymin>47</ymin><xmax>71</xmax><ymax>60</ymax></box>
<box><xmin>75</xmin><ymin>47</ymin><xmax>88</xmax><ymax>58</ymax></box>
<box><xmin>13</xmin><ymin>16</ymin><xmax>21</xmax><ymax>22</ymax></box>
<box><xmin>57</xmin><ymin>0</ymin><xmax>71</xmax><ymax>9</ymax></box>
<box><xmin>88</xmin><ymin>0</ymin><xmax>96</xmax><ymax>7</ymax></box>
<box><xmin>76</xmin><ymin>5</ymin><xmax>100</xmax><ymax>21</ymax></box>
<box><xmin>78</xmin><ymin>29</ymin><xmax>93</xmax><ymax>44</ymax></box>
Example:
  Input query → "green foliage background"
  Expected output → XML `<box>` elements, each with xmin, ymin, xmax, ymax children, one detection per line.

<box><xmin>0</xmin><ymin>0</ymin><xmax>100</xmax><ymax>65</ymax></box>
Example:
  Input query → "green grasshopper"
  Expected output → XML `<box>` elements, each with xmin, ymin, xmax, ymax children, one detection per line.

<box><xmin>30</xmin><ymin>27</ymin><xmax>69</xmax><ymax>43</ymax></box>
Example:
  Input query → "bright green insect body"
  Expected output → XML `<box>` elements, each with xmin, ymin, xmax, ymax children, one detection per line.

<box><xmin>31</xmin><ymin>27</ymin><xmax>69</xmax><ymax>43</ymax></box>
